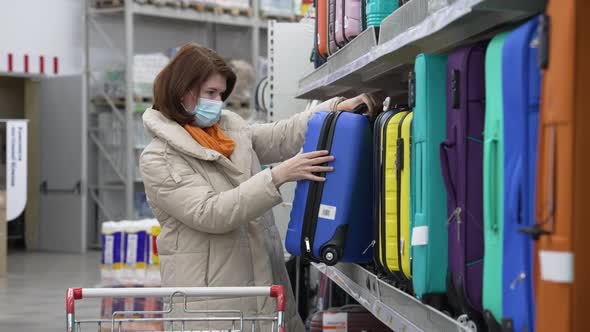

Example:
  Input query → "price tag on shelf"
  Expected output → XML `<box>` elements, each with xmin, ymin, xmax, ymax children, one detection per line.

<box><xmin>323</xmin><ymin>312</ymin><xmax>348</xmax><ymax>332</ymax></box>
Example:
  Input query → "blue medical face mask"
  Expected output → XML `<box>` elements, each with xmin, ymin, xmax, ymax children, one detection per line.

<box><xmin>183</xmin><ymin>95</ymin><xmax>223</xmax><ymax>128</ymax></box>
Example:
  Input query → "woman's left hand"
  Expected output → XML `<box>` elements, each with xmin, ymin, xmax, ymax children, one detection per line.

<box><xmin>336</xmin><ymin>93</ymin><xmax>381</xmax><ymax>117</ymax></box>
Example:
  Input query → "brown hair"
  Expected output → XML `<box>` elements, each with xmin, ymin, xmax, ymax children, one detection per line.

<box><xmin>153</xmin><ymin>43</ymin><xmax>236</xmax><ymax>125</ymax></box>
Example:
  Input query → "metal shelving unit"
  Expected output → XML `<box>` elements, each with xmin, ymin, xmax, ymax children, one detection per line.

<box><xmin>90</xmin><ymin>2</ymin><xmax>272</xmax><ymax>28</ymax></box>
<box><xmin>296</xmin><ymin>0</ymin><xmax>546</xmax><ymax>100</ymax></box>
<box><xmin>84</xmin><ymin>0</ymin><xmax>277</xmax><ymax>241</ymax></box>
<box><xmin>313</xmin><ymin>263</ymin><xmax>471</xmax><ymax>332</ymax></box>
<box><xmin>295</xmin><ymin>0</ymin><xmax>547</xmax><ymax>330</ymax></box>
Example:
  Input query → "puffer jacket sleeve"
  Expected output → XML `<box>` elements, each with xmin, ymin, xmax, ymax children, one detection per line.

<box><xmin>140</xmin><ymin>145</ymin><xmax>283</xmax><ymax>234</ymax></box>
<box><xmin>250</xmin><ymin>97</ymin><xmax>345</xmax><ymax>165</ymax></box>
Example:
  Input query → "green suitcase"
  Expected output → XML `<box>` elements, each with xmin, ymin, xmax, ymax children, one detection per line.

<box><xmin>409</xmin><ymin>54</ymin><xmax>448</xmax><ymax>305</ymax></box>
<box><xmin>482</xmin><ymin>32</ymin><xmax>509</xmax><ymax>326</ymax></box>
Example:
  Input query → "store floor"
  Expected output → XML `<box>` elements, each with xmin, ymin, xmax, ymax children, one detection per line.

<box><xmin>0</xmin><ymin>250</ymin><xmax>102</xmax><ymax>331</ymax></box>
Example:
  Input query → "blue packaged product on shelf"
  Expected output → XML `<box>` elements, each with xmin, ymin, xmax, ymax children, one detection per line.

<box><xmin>123</xmin><ymin>221</ymin><xmax>148</xmax><ymax>284</ymax></box>
<box><xmin>101</xmin><ymin>221</ymin><xmax>123</xmax><ymax>283</ymax></box>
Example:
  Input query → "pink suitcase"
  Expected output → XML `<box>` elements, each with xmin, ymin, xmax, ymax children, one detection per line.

<box><xmin>336</xmin><ymin>0</ymin><xmax>361</xmax><ymax>45</ymax></box>
<box><xmin>328</xmin><ymin>0</ymin><xmax>338</xmax><ymax>55</ymax></box>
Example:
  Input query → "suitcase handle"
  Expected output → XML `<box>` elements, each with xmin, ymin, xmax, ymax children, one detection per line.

<box><xmin>540</xmin><ymin>126</ymin><xmax>556</xmax><ymax>232</ymax></box>
<box><xmin>483</xmin><ymin>134</ymin><xmax>499</xmax><ymax>233</ymax></box>
<box><xmin>440</xmin><ymin>129</ymin><xmax>458</xmax><ymax>207</ymax></box>
<box><xmin>353</xmin><ymin>104</ymin><xmax>368</xmax><ymax>114</ymax></box>
<box><xmin>523</xmin><ymin>126</ymin><xmax>556</xmax><ymax>240</ymax></box>
<box><xmin>414</xmin><ymin>141</ymin><xmax>424</xmax><ymax>214</ymax></box>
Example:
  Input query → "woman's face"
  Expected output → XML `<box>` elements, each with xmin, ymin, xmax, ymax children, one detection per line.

<box><xmin>181</xmin><ymin>72</ymin><xmax>227</xmax><ymax>111</ymax></box>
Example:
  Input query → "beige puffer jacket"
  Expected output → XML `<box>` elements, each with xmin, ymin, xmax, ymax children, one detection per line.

<box><xmin>140</xmin><ymin>98</ymin><xmax>342</xmax><ymax>331</ymax></box>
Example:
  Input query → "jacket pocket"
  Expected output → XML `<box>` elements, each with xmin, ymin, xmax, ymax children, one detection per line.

<box><xmin>171</xmin><ymin>252</ymin><xmax>209</xmax><ymax>287</ymax></box>
<box><xmin>156</xmin><ymin>220</ymin><xmax>179</xmax><ymax>254</ymax></box>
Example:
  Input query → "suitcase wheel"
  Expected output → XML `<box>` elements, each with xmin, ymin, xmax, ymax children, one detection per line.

<box><xmin>457</xmin><ymin>315</ymin><xmax>478</xmax><ymax>332</ymax></box>
<box><xmin>458</xmin><ymin>314</ymin><xmax>469</xmax><ymax>325</ymax></box>
<box><xmin>321</xmin><ymin>246</ymin><xmax>341</xmax><ymax>266</ymax></box>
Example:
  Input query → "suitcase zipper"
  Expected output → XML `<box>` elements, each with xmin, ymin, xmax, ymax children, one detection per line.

<box><xmin>363</xmin><ymin>240</ymin><xmax>376</xmax><ymax>255</ymax></box>
<box><xmin>305</xmin><ymin>237</ymin><xmax>312</xmax><ymax>253</ymax></box>
<box><xmin>510</xmin><ymin>272</ymin><xmax>526</xmax><ymax>290</ymax></box>
<box><xmin>379</xmin><ymin>111</ymin><xmax>396</xmax><ymax>274</ymax></box>
<box><xmin>340</xmin><ymin>0</ymin><xmax>348</xmax><ymax>44</ymax></box>
<box><xmin>446</xmin><ymin>207</ymin><xmax>462</xmax><ymax>242</ymax></box>
<box><xmin>301</xmin><ymin>112</ymin><xmax>335</xmax><ymax>259</ymax></box>
<box><xmin>451</xmin><ymin>69</ymin><xmax>460</xmax><ymax>109</ymax></box>
<box><xmin>372</xmin><ymin>112</ymin><xmax>385</xmax><ymax>268</ymax></box>
<box><xmin>396</xmin><ymin>111</ymin><xmax>411</xmax><ymax>281</ymax></box>
<box><xmin>375</xmin><ymin>110</ymin><xmax>394</xmax><ymax>271</ymax></box>
<box><xmin>301</xmin><ymin>111</ymin><xmax>342</xmax><ymax>262</ymax></box>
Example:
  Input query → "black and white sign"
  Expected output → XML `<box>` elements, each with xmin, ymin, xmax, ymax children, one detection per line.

<box><xmin>6</xmin><ymin>120</ymin><xmax>28</xmax><ymax>222</ymax></box>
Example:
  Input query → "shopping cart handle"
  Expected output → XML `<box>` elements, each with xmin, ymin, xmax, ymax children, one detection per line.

<box><xmin>66</xmin><ymin>285</ymin><xmax>286</xmax><ymax>332</ymax></box>
<box><xmin>67</xmin><ymin>286</ymin><xmax>282</xmax><ymax>299</ymax></box>
<box><xmin>270</xmin><ymin>285</ymin><xmax>285</xmax><ymax>312</ymax></box>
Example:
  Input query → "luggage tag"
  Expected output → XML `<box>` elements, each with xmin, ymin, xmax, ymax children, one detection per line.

<box><xmin>411</xmin><ymin>226</ymin><xmax>429</xmax><ymax>246</ymax></box>
<box><xmin>323</xmin><ymin>312</ymin><xmax>348</xmax><ymax>332</ymax></box>
<box><xmin>539</xmin><ymin>250</ymin><xmax>574</xmax><ymax>283</ymax></box>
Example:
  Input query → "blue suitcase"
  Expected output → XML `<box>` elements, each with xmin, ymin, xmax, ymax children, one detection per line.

<box><xmin>286</xmin><ymin>111</ymin><xmax>374</xmax><ymax>265</ymax></box>
<box><xmin>501</xmin><ymin>16</ymin><xmax>542</xmax><ymax>332</ymax></box>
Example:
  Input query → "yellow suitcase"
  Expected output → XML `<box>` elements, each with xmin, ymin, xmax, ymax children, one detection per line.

<box><xmin>374</xmin><ymin>110</ymin><xmax>413</xmax><ymax>285</ymax></box>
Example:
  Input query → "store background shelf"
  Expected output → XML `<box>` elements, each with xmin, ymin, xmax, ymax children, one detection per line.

<box><xmin>86</xmin><ymin>0</ymin><xmax>274</xmax><ymax>244</ymax></box>
<box><xmin>132</xmin><ymin>2</ymin><xmax>257</xmax><ymax>27</ymax></box>
<box><xmin>89</xmin><ymin>1</ymin><xmax>290</xmax><ymax>28</ymax></box>
<box><xmin>312</xmin><ymin>262</ymin><xmax>471</xmax><ymax>332</ymax></box>
<box><xmin>296</xmin><ymin>0</ymin><xmax>546</xmax><ymax>100</ymax></box>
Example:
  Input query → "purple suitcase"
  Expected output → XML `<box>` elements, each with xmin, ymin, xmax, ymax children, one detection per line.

<box><xmin>335</xmin><ymin>0</ymin><xmax>361</xmax><ymax>46</ymax></box>
<box><xmin>440</xmin><ymin>42</ymin><xmax>488</xmax><ymax>328</ymax></box>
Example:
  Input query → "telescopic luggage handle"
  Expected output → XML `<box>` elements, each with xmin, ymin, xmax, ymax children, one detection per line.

<box><xmin>439</xmin><ymin>129</ymin><xmax>458</xmax><ymax>207</ymax></box>
<box><xmin>352</xmin><ymin>104</ymin><xmax>368</xmax><ymax>114</ymax></box>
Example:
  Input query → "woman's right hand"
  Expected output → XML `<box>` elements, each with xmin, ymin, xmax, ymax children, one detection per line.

<box><xmin>271</xmin><ymin>150</ymin><xmax>335</xmax><ymax>188</ymax></box>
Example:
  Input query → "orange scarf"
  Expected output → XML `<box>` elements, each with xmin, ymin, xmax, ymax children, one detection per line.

<box><xmin>183</xmin><ymin>123</ymin><xmax>236</xmax><ymax>158</ymax></box>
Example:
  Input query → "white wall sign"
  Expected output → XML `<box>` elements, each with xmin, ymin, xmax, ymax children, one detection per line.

<box><xmin>6</xmin><ymin>120</ymin><xmax>28</xmax><ymax>222</ymax></box>
<box><xmin>0</xmin><ymin>0</ymin><xmax>83</xmax><ymax>76</ymax></box>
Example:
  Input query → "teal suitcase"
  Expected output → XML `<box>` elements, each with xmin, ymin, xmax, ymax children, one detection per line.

<box><xmin>364</xmin><ymin>0</ymin><xmax>398</xmax><ymax>28</ymax></box>
<box><xmin>482</xmin><ymin>32</ymin><xmax>509</xmax><ymax>328</ymax></box>
<box><xmin>409</xmin><ymin>54</ymin><xmax>448</xmax><ymax>305</ymax></box>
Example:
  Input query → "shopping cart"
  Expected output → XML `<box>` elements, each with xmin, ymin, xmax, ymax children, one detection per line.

<box><xmin>66</xmin><ymin>285</ymin><xmax>286</xmax><ymax>332</ymax></box>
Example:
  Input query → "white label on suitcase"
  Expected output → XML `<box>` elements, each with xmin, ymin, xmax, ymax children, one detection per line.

<box><xmin>411</xmin><ymin>226</ymin><xmax>429</xmax><ymax>246</ymax></box>
<box><xmin>323</xmin><ymin>312</ymin><xmax>348</xmax><ymax>332</ymax></box>
<box><xmin>344</xmin><ymin>16</ymin><xmax>349</xmax><ymax>29</ymax></box>
<box><xmin>335</xmin><ymin>20</ymin><xmax>340</xmax><ymax>33</ymax></box>
<box><xmin>319</xmin><ymin>204</ymin><xmax>337</xmax><ymax>220</ymax></box>
<box><xmin>539</xmin><ymin>250</ymin><xmax>574</xmax><ymax>283</ymax></box>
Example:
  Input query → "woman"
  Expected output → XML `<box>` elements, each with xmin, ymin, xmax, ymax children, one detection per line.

<box><xmin>140</xmin><ymin>43</ymin><xmax>378</xmax><ymax>331</ymax></box>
